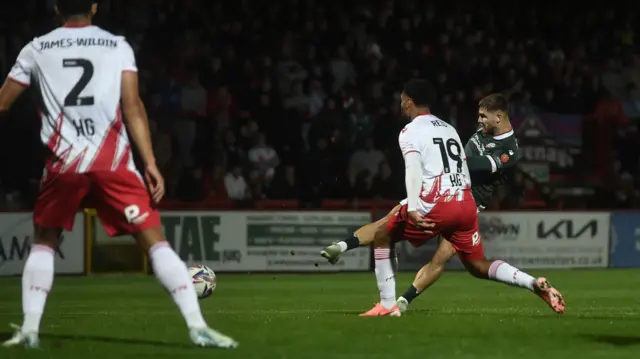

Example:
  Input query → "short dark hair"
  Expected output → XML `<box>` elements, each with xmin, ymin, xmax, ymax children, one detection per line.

<box><xmin>403</xmin><ymin>79</ymin><xmax>436</xmax><ymax>107</ymax></box>
<box><xmin>56</xmin><ymin>0</ymin><xmax>95</xmax><ymax>17</ymax></box>
<box><xmin>478</xmin><ymin>93</ymin><xmax>509</xmax><ymax>113</ymax></box>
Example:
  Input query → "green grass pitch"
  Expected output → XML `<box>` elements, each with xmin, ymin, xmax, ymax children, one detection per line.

<box><xmin>1</xmin><ymin>269</ymin><xmax>639</xmax><ymax>359</ymax></box>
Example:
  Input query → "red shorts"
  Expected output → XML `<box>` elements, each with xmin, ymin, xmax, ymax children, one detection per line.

<box><xmin>33</xmin><ymin>170</ymin><xmax>161</xmax><ymax>236</ymax></box>
<box><xmin>386</xmin><ymin>199</ymin><xmax>484</xmax><ymax>261</ymax></box>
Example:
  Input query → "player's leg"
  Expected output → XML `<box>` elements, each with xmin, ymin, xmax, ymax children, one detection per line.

<box><xmin>359</xmin><ymin>227</ymin><xmax>401</xmax><ymax>316</ymax></box>
<box><xmin>320</xmin><ymin>204</ymin><xmax>401</xmax><ymax>264</ymax></box>
<box><xmin>90</xmin><ymin>171</ymin><xmax>237</xmax><ymax>348</ymax></box>
<box><xmin>459</xmin><ymin>255</ymin><xmax>565</xmax><ymax>313</ymax></box>
<box><xmin>397</xmin><ymin>236</ymin><xmax>456</xmax><ymax>312</ymax></box>
<box><xmin>450</xmin><ymin>204</ymin><xmax>565</xmax><ymax>313</ymax></box>
<box><xmin>3</xmin><ymin>173</ymin><xmax>89</xmax><ymax>348</ymax></box>
<box><xmin>361</xmin><ymin>203</ymin><xmax>437</xmax><ymax>316</ymax></box>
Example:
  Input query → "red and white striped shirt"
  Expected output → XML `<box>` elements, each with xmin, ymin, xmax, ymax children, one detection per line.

<box><xmin>8</xmin><ymin>25</ymin><xmax>137</xmax><ymax>174</ymax></box>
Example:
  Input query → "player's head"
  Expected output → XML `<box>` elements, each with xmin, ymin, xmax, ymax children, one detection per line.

<box><xmin>477</xmin><ymin>93</ymin><xmax>509</xmax><ymax>135</ymax></box>
<box><xmin>401</xmin><ymin>79</ymin><xmax>436</xmax><ymax>120</ymax></box>
<box><xmin>55</xmin><ymin>0</ymin><xmax>97</xmax><ymax>21</ymax></box>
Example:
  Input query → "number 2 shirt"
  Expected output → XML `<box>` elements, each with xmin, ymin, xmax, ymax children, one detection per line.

<box><xmin>7</xmin><ymin>25</ymin><xmax>137</xmax><ymax>174</ymax></box>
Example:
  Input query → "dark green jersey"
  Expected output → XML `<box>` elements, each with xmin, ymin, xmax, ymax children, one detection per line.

<box><xmin>464</xmin><ymin>129</ymin><xmax>520</xmax><ymax>208</ymax></box>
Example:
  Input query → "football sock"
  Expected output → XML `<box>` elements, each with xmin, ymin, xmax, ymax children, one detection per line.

<box><xmin>400</xmin><ymin>284</ymin><xmax>422</xmax><ymax>303</ymax></box>
<box><xmin>336</xmin><ymin>234</ymin><xmax>360</xmax><ymax>253</ymax></box>
<box><xmin>149</xmin><ymin>241</ymin><xmax>207</xmax><ymax>328</ymax></box>
<box><xmin>488</xmin><ymin>260</ymin><xmax>535</xmax><ymax>291</ymax></box>
<box><xmin>374</xmin><ymin>247</ymin><xmax>397</xmax><ymax>309</ymax></box>
<box><xmin>22</xmin><ymin>245</ymin><xmax>55</xmax><ymax>333</ymax></box>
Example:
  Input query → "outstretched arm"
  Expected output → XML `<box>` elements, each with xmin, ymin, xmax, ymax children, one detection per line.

<box><xmin>467</xmin><ymin>155</ymin><xmax>498</xmax><ymax>173</ymax></box>
<box><xmin>467</xmin><ymin>149</ymin><xmax>517</xmax><ymax>174</ymax></box>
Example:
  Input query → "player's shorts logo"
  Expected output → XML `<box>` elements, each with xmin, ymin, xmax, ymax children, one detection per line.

<box><xmin>124</xmin><ymin>204</ymin><xmax>149</xmax><ymax>225</ymax></box>
<box><xmin>471</xmin><ymin>232</ymin><xmax>481</xmax><ymax>246</ymax></box>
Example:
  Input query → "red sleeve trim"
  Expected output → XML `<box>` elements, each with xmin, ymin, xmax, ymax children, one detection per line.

<box><xmin>403</xmin><ymin>150</ymin><xmax>419</xmax><ymax>156</ymax></box>
<box><xmin>7</xmin><ymin>76</ymin><xmax>29</xmax><ymax>87</ymax></box>
<box><xmin>122</xmin><ymin>69</ymin><xmax>137</xmax><ymax>73</ymax></box>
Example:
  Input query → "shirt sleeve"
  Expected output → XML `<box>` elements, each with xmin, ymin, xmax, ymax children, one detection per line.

<box><xmin>467</xmin><ymin>148</ymin><xmax>518</xmax><ymax>174</ymax></box>
<box><xmin>119</xmin><ymin>38</ymin><xmax>138</xmax><ymax>73</ymax></box>
<box><xmin>399</xmin><ymin>126</ymin><xmax>423</xmax><ymax>211</ymax></box>
<box><xmin>398</xmin><ymin>126</ymin><xmax>421</xmax><ymax>156</ymax></box>
<box><xmin>404</xmin><ymin>151</ymin><xmax>423</xmax><ymax>211</ymax></box>
<box><xmin>7</xmin><ymin>42</ymin><xmax>37</xmax><ymax>87</ymax></box>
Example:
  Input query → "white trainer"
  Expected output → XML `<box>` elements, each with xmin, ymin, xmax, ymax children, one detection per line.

<box><xmin>396</xmin><ymin>297</ymin><xmax>410</xmax><ymax>313</ymax></box>
<box><xmin>2</xmin><ymin>324</ymin><xmax>39</xmax><ymax>348</ymax></box>
<box><xmin>189</xmin><ymin>327</ymin><xmax>238</xmax><ymax>349</ymax></box>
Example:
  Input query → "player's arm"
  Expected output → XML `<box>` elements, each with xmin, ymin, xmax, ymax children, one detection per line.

<box><xmin>121</xmin><ymin>71</ymin><xmax>155</xmax><ymax>166</ymax></box>
<box><xmin>0</xmin><ymin>79</ymin><xmax>27</xmax><ymax>113</ymax></box>
<box><xmin>0</xmin><ymin>43</ymin><xmax>34</xmax><ymax>113</ymax></box>
<box><xmin>466</xmin><ymin>149</ymin><xmax>517</xmax><ymax>174</ymax></box>
<box><xmin>119</xmin><ymin>40</ymin><xmax>164</xmax><ymax>202</ymax></box>
<box><xmin>399</xmin><ymin>129</ymin><xmax>422</xmax><ymax>212</ymax></box>
<box><xmin>119</xmin><ymin>41</ymin><xmax>155</xmax><ymax>167</ymax></box>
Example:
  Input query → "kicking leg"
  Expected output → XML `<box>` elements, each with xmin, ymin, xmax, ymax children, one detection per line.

<box><xmin>359</xmin><ymin>230</ymin><xmax>400</xmax><ymax>316</ymax></box>
<box><xmin>134</xmin><ymin>228</ymin><xmax>238</xmax><ymax>348</ymax></box>
<box><xmin>321</xmin><ymin>204</ymin><xmax>401</xmax><ymax>264</ymax></box>
<box><xmin>461</xmin><ymin>256</ymin><xmax>565</xmax><ymax>314</ymax></box>
<box><xmin>397</xmin><ymin>236</ymin><xmax>456</xmax><ymax>312</ymax></box>
<box><xmin>3</xmin><ymin>226</ymin><xmax>60</xmax><ymax>348</ymax></box>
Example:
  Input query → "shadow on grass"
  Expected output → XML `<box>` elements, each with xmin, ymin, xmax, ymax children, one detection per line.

<box><xmin>579</xmin><ymin>334</ymin><xmax>640</xmax><ymax>347</ymax></box>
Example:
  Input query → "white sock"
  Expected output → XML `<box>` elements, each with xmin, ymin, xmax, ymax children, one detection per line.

<box><xmin>374</xmin><ymin>247</ymin><xmax>396</xmax><ymax>309</ymax></box>
<box><xmin>337</xmin><ymin>241</ymin><xmax>348</xmax><ymax>252</ymax></box>
<box><xmin>488</xmin><ymin>260</ymin><xmax>535</xmax><ymax>291</ymax></box>
<box><xmin>149</xmin><ymin>242</ymin><xmax>207</xmax><ymax>328</ymax></box>
<box><xmin>22</xmin><ymin>245</ymin><xmax>55</xmax><ymax>333</ymax></box>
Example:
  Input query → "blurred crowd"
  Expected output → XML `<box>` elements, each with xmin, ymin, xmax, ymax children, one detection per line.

<box><xmin>0</xmin><ymin>0</ymin><xmax>639</xmax><ymax>209</ymax></box>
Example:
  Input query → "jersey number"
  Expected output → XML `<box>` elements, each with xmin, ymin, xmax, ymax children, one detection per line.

<box><xmin>63</xmin><ymin>58</ymin><xmax>94</xmax><ymax>106</ymax></box>
<box><xmin>433</xmin><ymin>137</ymin><xmax>463</xmax><ymax>173</ymax></box>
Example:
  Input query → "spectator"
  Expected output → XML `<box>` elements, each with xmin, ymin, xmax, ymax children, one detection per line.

<box><xmin>171</xmin><ymin>73</ymin><xmax>205</xmax><ymax>169</ymax></box>
<box><xmin>222</xmin><ymin>130</ymin><xmax>244</xmax><ymax>168</ymax></box>
<box><xmin>224</xmin><ymin>165</ymin><xmax>249</xmax><ymax>201</ymax></box>
<box><xmin>348</xmin><ymin>137</ymin><xmax>386</xmax><ymax>182</ymax></box>
<box><xmin>207</xmin><ymin>165</ymin><xmax>228</xmax><ymax>200</ymax></box>
<box><xmin>207</xmin><ymin>85</ymin><xmax>236</xmax><ymax>132</ymax></box>
<box><xmin>371</xmin><ymin>162</ymin><xmax>398</xmax><ymax>200</ymax></box>
<box><xmin>269</xmin><ymin>165</ymin><xmax>300</xmax><ymax>200</ymax></box>
<box><xmin>4</xmin><ymin>0</ymin><xmax>640</xmax><ymax>210</ymax></box>
<box><xmin>247</xmin><ymin>169</ymin><xmax>266</xmax><ymax>200</ymax></box>
<box><xmin>302</xmin><ymin>137</ymin><xmax>333</xmax><ymax>201</ymax></box>
<box><xmin>248</xmin><ymin>133</ymin><xmax>280</xmax><ymax>181</ymax></box>
<box><xmin>612</xmin><ymin>172</ymin><xmax>640</xmax><ymax>208</ymax></box>
<box><xmin>181</xmin><ymin>72</ymin><xmax>207</xmax><ymax>118</ymax></box>
<box><xmin>276</xmin><ymin>48</ymin><xmax>308</xmax><ymax>99</ymax></box>
<box><xmin>329</xmin><ymin>45</ymin><xmax>357</xmax><ymax>93</ymax></box>
<box><xmin>346</xmin><ymin>100</ymin><xmax>374</xmax><ymax>146</ymax></box>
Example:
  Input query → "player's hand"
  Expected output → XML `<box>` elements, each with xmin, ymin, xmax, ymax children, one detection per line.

<box><xmin>145</xmin><ymin>163</ymin><xmax>165</xmax><ymax>203</ymax></box>
<box><xmin>407</xmin><ymin>211</ymin><xmax>436</xmax><ymax>234</ymax></box>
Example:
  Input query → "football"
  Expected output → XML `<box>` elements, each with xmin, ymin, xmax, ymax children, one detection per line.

<box><xmin>188</xmin><ymin>264</ymin><xmax>217</xmax><ymax>299</ymax></box>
